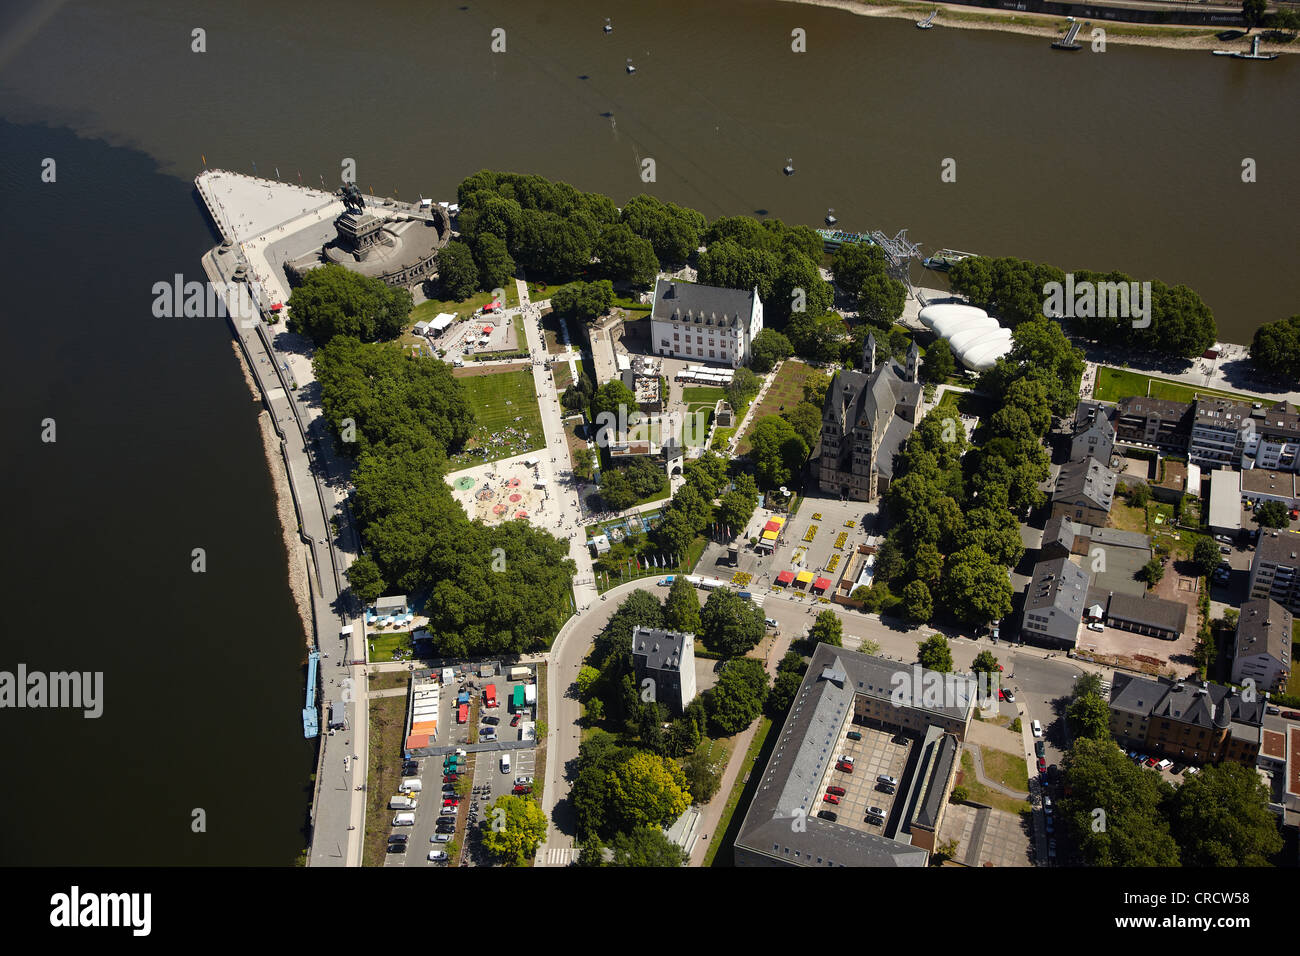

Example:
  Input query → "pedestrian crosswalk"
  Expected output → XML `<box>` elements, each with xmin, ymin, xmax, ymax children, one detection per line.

<box><xmin>537</xmin><ymin>846</ymin><xmax>576</xmax><ymax>867</ymax></box>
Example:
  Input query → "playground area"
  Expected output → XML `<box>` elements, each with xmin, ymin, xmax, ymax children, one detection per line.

<box><xmin>586</xmin><ymin>508</ymin><xmax>664</xmax><ymax>546</ymax></box>
<box><xmin>447</xmin><ymin>453</ymin><xmax>554</xmax><ymax>526</ymax></box>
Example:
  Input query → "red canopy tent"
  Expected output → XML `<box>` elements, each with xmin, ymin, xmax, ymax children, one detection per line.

<box><xmin>813</xmin><ymin>576</ymin><xmax>832</xmax><ymax>592</ymax></box>
<box><xmin>763</xmin><ymin>519</ymin><xmax>782</xmax><ymax>533</ymax></box>
<box><xmin>775</xmin><ymin>571</ymin><xmax>795</xmax><ymax>586</ymax></box>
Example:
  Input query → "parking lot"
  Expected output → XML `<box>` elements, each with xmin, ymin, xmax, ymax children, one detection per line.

<box><xmin>813</xmin><ymin>721</ymin><xmax>912</xmax><ymax>837</ymax></box>
<box><xmin>383</xmin><ymin>753</ymin><xmax>472</xmax><ymax>868</ymax></box>
<box><xmin>384</xmin><ymin>665</ymin><xmax>541</xmax><ymax>866</ymax></box>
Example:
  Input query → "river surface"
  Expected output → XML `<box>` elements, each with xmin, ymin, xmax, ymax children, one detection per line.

<box><xmin>0</xmin><ymin>0</ymin><xmax>1295</xmax><ymax>864</ymax></box>
<box><xmin>0</xmin><ymin>121</ymin><xmax>316</xmax><ymax>865</ymax></box>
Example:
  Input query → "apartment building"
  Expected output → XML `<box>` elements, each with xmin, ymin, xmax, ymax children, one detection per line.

<box><xmin>1248</xmin><ymin>529</ymin><xmax>1300</xmax><ymax>614</ymax></box>
<box><xmin>1232</xmin><ymin>598</ymin><xmax>1293</xmax><ymax>695</ymax></box>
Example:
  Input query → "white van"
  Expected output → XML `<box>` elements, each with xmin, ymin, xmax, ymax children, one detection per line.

<box><xmin>389</xmin><ymin>796</ymin><xmax>417</xmax><ymax>810</ymax></box>
<box><xmin>392</xmin><ymin>812</ymin><xmax>416</xmax><ymax>827</ymax></box>
<box><xmin>500</xmin><ymin>752</ymin><xmax>512</xmax><ymax>774</ymax></box>
<box><xmin>400</xmin><ymin>778</ymin><xmax>423</xmax><ymax>793</ymax></box>
<box><xmin>1031</xmin><ymin>719</ymin><xmax>1043</xmax><ymax>738</ymax></box>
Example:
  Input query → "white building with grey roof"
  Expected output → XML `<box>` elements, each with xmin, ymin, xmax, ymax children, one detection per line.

<box><xmin>649</xmin><ymin>278</ymin><xmax>762</xmax><ymax>369</ymax></box>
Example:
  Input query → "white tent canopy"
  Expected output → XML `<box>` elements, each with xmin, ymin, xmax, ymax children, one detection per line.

<box><xmin>919</xmin><ymin>302</ymin><xmax>1013</xmax><ymax>372</ymax></box>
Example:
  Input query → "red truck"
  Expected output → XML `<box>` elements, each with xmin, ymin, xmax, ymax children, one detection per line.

<box><xmin>485</xmin><ymin>684</ymin><xmax>498</xmax><ymax>709</ymax></box>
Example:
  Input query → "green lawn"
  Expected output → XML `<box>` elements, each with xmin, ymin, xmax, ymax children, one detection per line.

<box><xmin>362</xmin><ymin>695</ymin><xmax>409</xmax><ymax>867</ymax></box>
<box><xmin>735</xmin><ymin>360</ymin><xmax>831</xmax><ymax>454</ymax></box>
<box><xmin>978</xmin><ymin>747</ymin><xmax>1030</xmax><ymax>793</ymax></box>
<box><xmin>367</xmin><ymin>670</ymin><xmax>410</xmax><ymax>692</ymax></box>
<box><xmin>682</xmin><ymin>386</ymin><xmax>727</xmax><ymax>405</ymax></box>
<box><xmin>411</xmin><ymin>285</ymin><xmax>518</xmax><ymax>324</ymax></box>
<box><xmin>366</xmin><ymin>630</ymin><xmax>414</xmax><ymax>663</ymax></box>
<box><xmin>1093</xmin><ymin>366</ymin><xmax>1275</xmax><ymax>407</ymax></box>
<box><xmin>958</xmin><ymin>751</ymin><xmax>1031</xmax><ymax>815</ymax></box>
<box><xmin>447</xmin><ymin>368</ymin><xmax>545</xmax><ymax>467</ymax></box>
<box><xmin>553</xmin><ymin>363</ymin><xmax>574</xmax><ymax>391</ymax></box>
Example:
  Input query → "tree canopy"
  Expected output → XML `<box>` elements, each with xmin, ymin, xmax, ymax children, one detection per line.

<box><xmin>1250</xmin><ymin>314</ymin><xmax>1300</xmax><ymax>380</ymax></box>
<box><xmin>287</xmin><ymin>264</ymin><xmax>412</xmax><ymax>345</ymax></box>
<box><xmin>700</xmin><ymin>587</ymin><xmax>766</xmax><ymax>658</ymax></box>
<box><xmin>480</xmin><ymin>794</ymin><xmax>549</xmax><ymax>866</ymax></box>
<box><xmin>706</xmin><ymin>657</ymin><xmax>770</xmax><ymax>735</ymax></box>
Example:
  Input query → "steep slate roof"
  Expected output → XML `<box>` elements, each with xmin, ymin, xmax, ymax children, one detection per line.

<box><xmin>1235</xmin><ymin>598</ymin><xmax>1292</xmax><ymax>666</ymax></box>
<box><xmin>1025</xmin><ymin>557</ymin><xmax>1090</xmax><ymax>623</ymax></box>
<box><xmin>1052</xmin><ymin>456</ymin><xmax>1117</xmax><ymax>512</ymax></box>
<box><xmin>1041</xmin><ymin>515</ymin><xmax>1081</xmax><ymax>554</ymax></box>
<box><xmin>651</xmin><ymin>278</ymin><xmax>756</xmax><ymax>328</ymax></box>
<box><xmin>1114</xmin><ymin>675</ymin><xmax>1265</xmax><ymax>735</ymax></box>
<box><xmin>631</xmin><ymin>625</ymin><xmax>691</xmax><ymax>672</ymax></box>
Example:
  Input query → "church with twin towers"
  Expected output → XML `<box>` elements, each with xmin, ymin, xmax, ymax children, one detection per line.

<box><xmin>816</xmin><ymin>333</ymin><xmax>924</xmax><ymax>502</ymax></box>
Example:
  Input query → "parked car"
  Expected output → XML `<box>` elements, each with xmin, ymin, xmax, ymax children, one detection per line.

<box><xmin>387</xmin><ymin>843</ymin><xmax>407</xmax><ymax>854</ymax></box>
<box><xmin>1087</xmin><ymin>622</ymin><xmax>1104</xmax><ymax>633</ymax></box>
<box><xmin>401</xmin><ymin>762</ymin><xmax>419</xmax><ymax>776</ymax></box>
<box><xmin>1037</xmin><ymin>757</ymin><xmax>1047</xmax><ymax>773</ymax></box>
<box><xmin>840</xmin><ymin>755</ymin><xmax>856</xmax><ymax>766</ymax></box>
<box><xmin>1145</xmin><ymin>757</ymin><xmax>1158</xmax><ymax>768</ymax></box>
<box><xmin>876</xmin><ymin>774</ymin><xmax>897</xmax><ymax>787</ymax></box>
<box><xmin>480</xmin><ymin>729</ymin><xmax>497</xmax><ymax>741</ymax></box>
<box><xmin>1045</xmin><ymin>815</ymin><xmax>1055</xmax><ymax>834</ymax></box>
<box><xmin>765</xmin><ymin>618</ymin><xmax>779</xmax><ymax>628</ymax></box>
<box><xmin>1266</xmin><ymin>705</ymin><xmax>1280</xmax><ymax>715</ymax></box>
<box><xmin>1185</xmin><ymin>766</ymin><xmax>1201</xmax><ymax>776</ymax></box>
<box><xmin>823</xmin><ymin>794</ymin><xmax>841</xmax><ymax>805</ymax></box>
<box><xmin>817</xmin><ymin>810</ymin><xmax>838</xmax><ymax>822</ymax></box>
<box><xmin>513</xmin><ymin>785</ymin><xmax>533</xmax><ymax>795</ymax></box>
<box><xmin>867</xmin><ymin>805</ymin><xmax>886</xmax><ymax>819</ymax></box>
<box><xmin>835</xmin><ymin>761</ymin><xmax>854</xmax><ymax>773</ymax></box>
<box><xmin>388</xmin><ymin>833</ymin><xmax>409</xmax><ymax>845</ymax></box>
<box><xmin>865</xmin><ymin>812</ymin><xmax>885</xmax><ymax>826</ymax></box>
<box><xmin>846</xmin><ymin>731</ymin><xmax>862</xmax><ymax>741</ymax></box>
<box><xmin>510</xmin><ymin>713</ymin><xmax>522</xmax><ymax>727</ymax></box>
<box><xmin>1282</xmin><ymin>711</ymin><xmax>1300</xmax><ymax>720</ymax></box>
<box><xmin>1031</xmin><ymin>720</ymin><xmax>1043</xmax><ymax>738</ymax></box>
<box><xmin>427</xmin><ymin>850</ymin><xmax>448</xmax><ymax>862</ymax></box>
<box><xmin>483</xmin><ymin>715</ymin><xmax>500</xmax><ymax>725</ymax></box>
<box><xmin>1047</xmin><ymin>839</ymin><xmax>1057</xmax><ymax>860</ymax></box>
<box><xmin>1156</xmin><ymin>759</ymin><xmax>1173</xmax><ymax>771</ymax></box>
<box><xmin>431</xmin><ymin>832</ymin><xmax>451</xmax><ymax>843</ymax></box>
<box><xmin>1002</xmin><ymin>689</ymin><xmax>1015</xmax><ymax>702</ymax></box>
<box><xmin>1035</xmin><ymin>741</ymin><xmax>1046</xmax><ymax>758</ymax></box>
<box><xmin>442</xmin><ymin>774</ymin><xmax>459</xmax><ymax>784</ymax></box>
<box><xmin>443</xmin><ymin>797</ymin><xmax>459</xmax><ymax>807</ymax></box>
<box><xmin>826</xmin><ymin>786</ymin><xmax>846</xmax><ymax>797</ymax></box>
